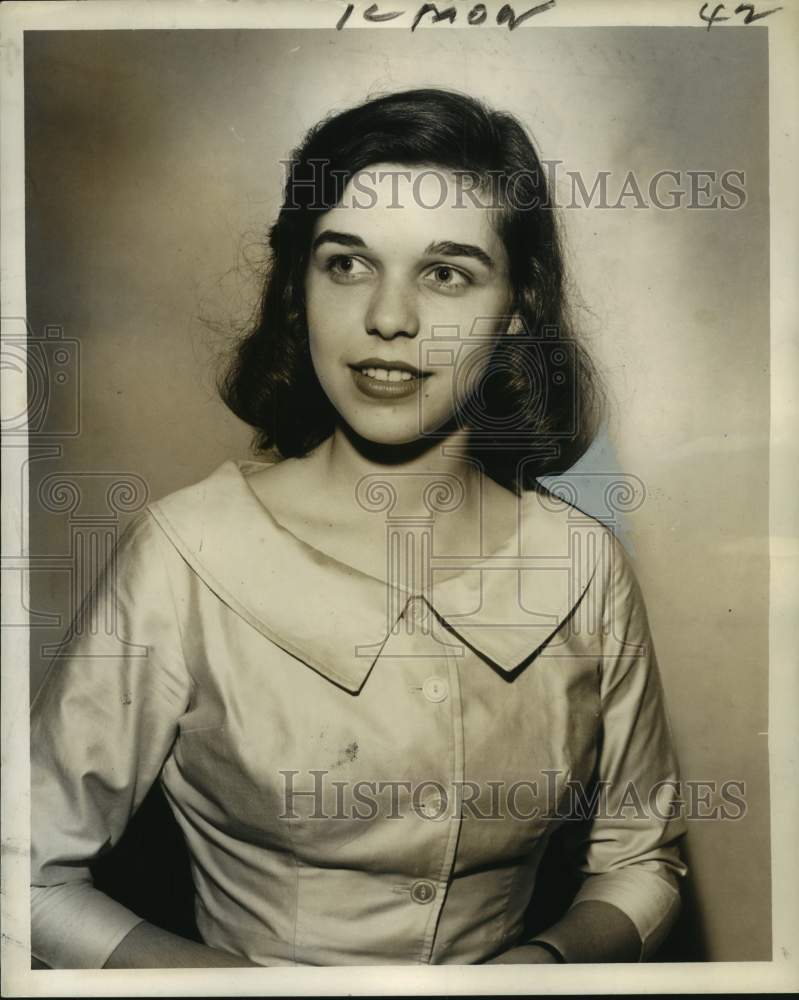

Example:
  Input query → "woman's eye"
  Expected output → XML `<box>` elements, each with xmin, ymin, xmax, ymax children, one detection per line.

<box><xmin>424</xmin><ymin>265</ymin><xmax>471</xmax><ymax>293</ymax></box>
<box><xmin>325</xmin><ymin>255</ymin><xmax>372</xmax><ymax>281</ymax></box>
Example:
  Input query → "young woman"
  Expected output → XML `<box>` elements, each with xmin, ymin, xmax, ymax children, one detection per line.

<box><xmin>31</xmin><ymin>88</ymin><xmax>687</xmax><ymax>968</ymax></box>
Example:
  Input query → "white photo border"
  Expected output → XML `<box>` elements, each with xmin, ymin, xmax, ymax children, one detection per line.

<box><xmin>2</xmin><ymin>0</ymin><xmax>797</xmax><ymax>995</ymax></box>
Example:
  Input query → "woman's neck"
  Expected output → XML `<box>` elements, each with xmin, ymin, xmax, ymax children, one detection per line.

<box><xmin>317</xmin><ymin>424</ymin><xmax>486</xmax><ymax>524</ymax></box>
<box><xmin>253</xmin><ymin>424</ymin><xmax>521</xmax><ymax>593</ymax></box>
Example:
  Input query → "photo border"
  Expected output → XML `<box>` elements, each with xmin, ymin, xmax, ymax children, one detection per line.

<box><xmin>2</xmin><ymin>0</ymin><xmax>797</xmax><ymax>995</ymax></box>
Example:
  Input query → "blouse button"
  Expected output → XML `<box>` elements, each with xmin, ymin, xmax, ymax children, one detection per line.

<box><xmin>410</xmin><ymin>879</ymin><xmax>437</xmax><ymax>904</ymax></box>
<box><xmin>422</xmin><ymin>676</ymin><xmax>448</xmax><ymax>703</ymax></box>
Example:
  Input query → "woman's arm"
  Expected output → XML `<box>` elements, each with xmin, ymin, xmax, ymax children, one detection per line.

<box><xmin>33</xmin><ymin>922</ymin><xmax>260</xmax><ymax>970</ymax></box>
<box><xmin>30</xmin><ymin>512</ymin><xmax>227</xmax><ymax>969</ymax></box>
<box><xmin>492</xmin><ymin>533</ymin><xmax>687</xmax><ymax>964</ymax></box>
<box><xmin>103</xmin><ymin>922</ymin><xmax>260</xmax><ymax>968</ymax></box>
<box><xmin>485</xmin><ymin>901</ymin><xmax>640</xmax><ymax>964</ymax></box>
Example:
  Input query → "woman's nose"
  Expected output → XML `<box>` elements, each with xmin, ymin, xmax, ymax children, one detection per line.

<box><xmin>364</xmin><ymin>276</ymin><xmax>420</xmax><ymax>339</ymax></box>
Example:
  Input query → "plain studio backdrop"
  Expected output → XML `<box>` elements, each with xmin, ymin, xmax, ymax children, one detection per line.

<box><xmin>24</xmin><ymin>27</ymin><xmax>769</xmax><ymax>962</ymax></box>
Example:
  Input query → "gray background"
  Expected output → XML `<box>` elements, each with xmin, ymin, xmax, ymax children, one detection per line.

<box><xmin>25</xmin><ymin>27</ymin><xmax>770</xmax><ymax>962</ymax></box>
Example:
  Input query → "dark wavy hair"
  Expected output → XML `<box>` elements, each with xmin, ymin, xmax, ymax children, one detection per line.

<box><xmin>219</xmin><ymin>88</ymin><xmax>603</xmax><ymax>493</ymax></box>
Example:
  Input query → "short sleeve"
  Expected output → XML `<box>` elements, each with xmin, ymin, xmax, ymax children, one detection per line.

<box><xmin>535</xmin><ymin>533</ymin><xmax>688</xmax><ymax>961</ymax></box>
<box><xmin>30</xmin><ymin>510</ymin><xmax>193</xmax><ymax>969</ymax></box>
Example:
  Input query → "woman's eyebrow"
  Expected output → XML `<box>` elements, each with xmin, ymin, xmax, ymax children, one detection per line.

<box><xmin>424</xmin><ymin>240</ymin><xmax>494</xmax><ymax>270</ymax></box>
<box><xmin>311</xmin><ymin>231</ymin><xmax>495</xmax><ymax>271</ymax></box>
<box><xmin>312</xmin><ymin>229</ymin><xmax>367</xmax><ymax>252</ymax></box>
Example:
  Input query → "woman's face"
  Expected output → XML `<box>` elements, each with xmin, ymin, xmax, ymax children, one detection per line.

<box><xmin>304</xmin><ymin>163</ymin><xmax>514</xmax><ymax>447</ymax></box>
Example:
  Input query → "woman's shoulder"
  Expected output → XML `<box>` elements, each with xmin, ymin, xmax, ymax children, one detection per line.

<box><xmin>144</xmin><ymin>456</ymin><xmax>272</xmax><ymax>539</ymax></box>
<box><xmin>517</xmin><ymin>479</ymin><xmax>630</xmax><ymax>607</ymax></box>
<box><xmin>136</xmin><ymin>455</ymin><xmax>328</xmax><ymax>589</ymax></box>
<box><xmin>520</xmin><ymin>479</ymin><xmax>616</xmax><ymax>545</ymax></box>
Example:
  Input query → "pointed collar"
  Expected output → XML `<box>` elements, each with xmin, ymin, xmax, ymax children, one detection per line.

<box><xmin>147</xmin><ymin>459</ymin><xmax>600</xmax><ymax>694</ymax></box>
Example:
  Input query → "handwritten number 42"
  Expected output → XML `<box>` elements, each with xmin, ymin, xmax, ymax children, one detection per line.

<box><xmin>699</xmin><ymin>2</ymin><xmax>782</xmax><ymax>30</ymax></box>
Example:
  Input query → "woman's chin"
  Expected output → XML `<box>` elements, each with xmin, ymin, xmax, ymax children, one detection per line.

<box><xmin>351</xmin><ymin>426</ymin><xmax>436</xmax><ymax>450</ymax></box>
<box><xmin>333</xmin><ymin>415</ymin><xmax>460</xmax><ymax>461</ymax></box>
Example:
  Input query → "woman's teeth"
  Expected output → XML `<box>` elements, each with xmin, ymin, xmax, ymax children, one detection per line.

<box><xmin>361</xmin><ymin>367</ymin><xmax>416</xmax><ymax>382</ymax></box>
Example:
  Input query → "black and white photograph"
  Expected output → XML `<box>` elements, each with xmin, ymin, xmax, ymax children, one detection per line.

<box><xmin>1</xmin><ymin>0</ymin><xmax>797</xmax><ymax>995</ymax></box>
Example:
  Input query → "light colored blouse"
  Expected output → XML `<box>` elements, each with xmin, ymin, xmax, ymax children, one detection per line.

<box><xmin>31</xmin><ymin>458</ymin><xmax>687</xmax><ymax>968</ymax></box>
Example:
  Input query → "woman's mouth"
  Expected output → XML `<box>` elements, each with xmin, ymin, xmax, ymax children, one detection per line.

<box><xmin>348</xmin><ymin>360</ymin><xmax>430</xmax><ymax>399</ymax></box>
<box><xmin>358</xmin><ymin>366</ymin><xmax>416</xmax><ymax>382</ymax></box>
